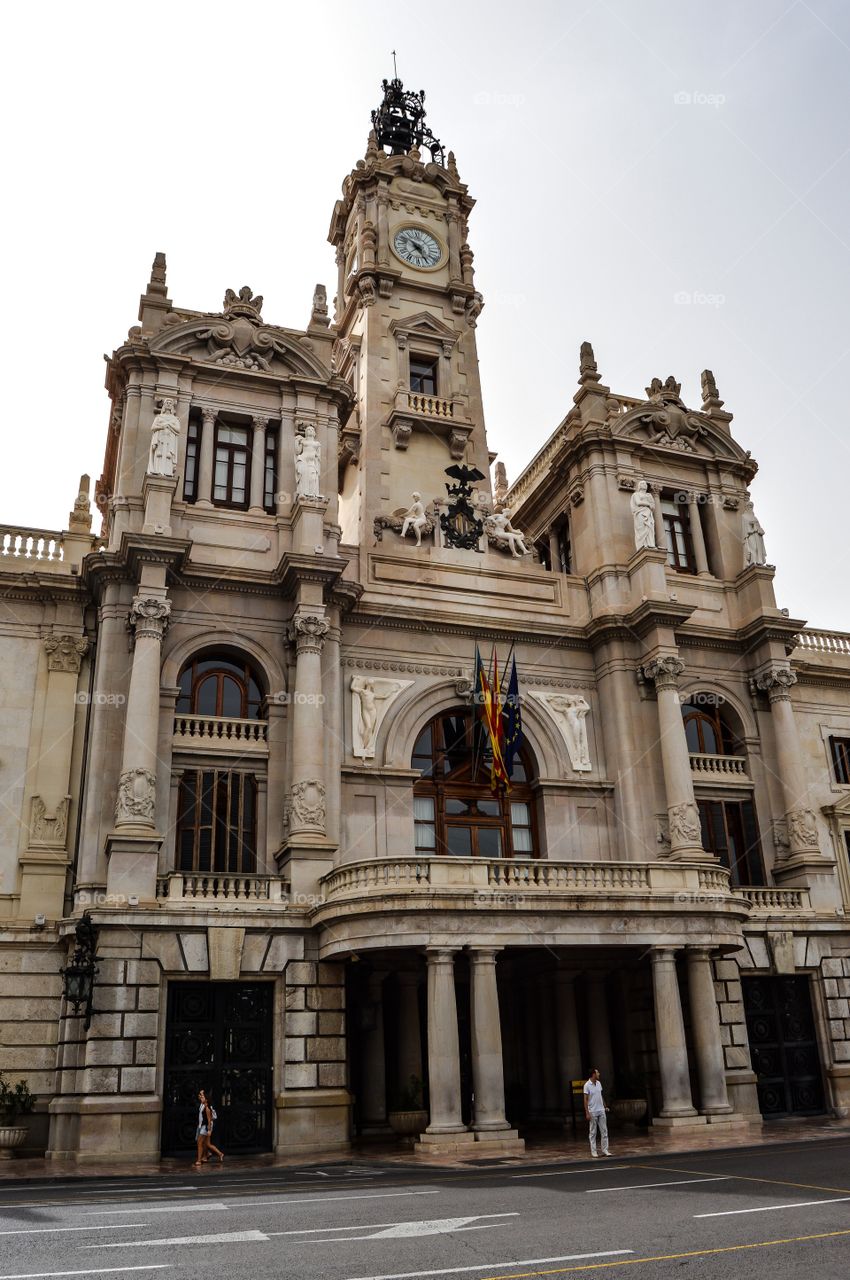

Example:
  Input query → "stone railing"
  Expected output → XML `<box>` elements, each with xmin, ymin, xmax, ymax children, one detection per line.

<box><xmin>1</xmin><ymin>524</ymin><xmax>65</xmax><ymax>566</ymax></box>
<box><xmin>173</xmin><ymin>715</ymin><xmax>268</xmax><ymax>753</ymax></box>
<box><xmin>740</xmin><ymin>886</ymin><xmax>812</xmax><ymax>913</ymax></box>
<box><xmin>794</xmin><ymin>629</ymin><xmax>850</xmax><ymax>657</ymax></box>
<box><xmin>406</xmin><ymin>392</ymin><xmax>455</xmax><ymax>419</ymax></box>
<box><xmin>319</xmin><ymin>857</ymin><xmax>735</xmax><ymax>910</ymax></box>
<box><xmin>157</xmin><ymin>872</ymin><xmax>287</xmax><ymax>906</ymax></box>
<box><xmin>690</xmin><ymin>753</ymin><xmax>749</xmax><ymax>779</ymax></box>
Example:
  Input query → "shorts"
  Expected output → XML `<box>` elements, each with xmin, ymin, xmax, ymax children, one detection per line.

<box><xmin>195</xmin><ymin>1126</ymin><xmax>208</xmax><ymax>1138</ymax></box>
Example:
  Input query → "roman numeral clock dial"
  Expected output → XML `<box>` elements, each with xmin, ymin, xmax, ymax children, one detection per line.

<box><xmin>393</xmin><ymin>226</ymin><xmax>443</xmax><ymax>268</ymax></box>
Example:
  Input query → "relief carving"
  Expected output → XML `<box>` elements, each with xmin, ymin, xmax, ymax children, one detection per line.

<box><xmin>115</xmin><ymin>767</ymin><xmax>156</xmax><ymax>826</ymax></box>
<box><xmin>44</xmin><ymin>634</ymin><xmax>89</xmax><ymax>674</ymax></box>
<box><xmin>530</xmin><ymin>691</ymin><xmax>593</xmax><ymax>773</ymax></box>
<box><xmin>350</xmin><ymin>676</ymin><xmax>413</xmax><ymax>760</ymax></box>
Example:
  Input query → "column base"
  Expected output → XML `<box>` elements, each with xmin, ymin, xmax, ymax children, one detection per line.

<box><xmin>275</xmin><ymin>1089</ymin><xmax>352</xmax><ymax>1155</ymax></box>
<box><xmin>473</xmin><ymin>1128</ymin><xmax>525</xmax><ymax>1154</ymax></box>
<box><xmin>702</xmin><ymin>1111</ymin><xmax>750</xmax><ymax>1126</ymax></box>
<box><xmin>105</xmin><ymin>829</ymin><xmax>162</xmax><ymax>902</ymax></box>
<box><xmin>413</xmin><ymin>1129</ymin><xmax>476</xmax><ymax>1156</ymax></box>
<box><xmin>652</xmin><ymin>1113</ymin><xmax>707</xmax><ymax>1130</ymax></box>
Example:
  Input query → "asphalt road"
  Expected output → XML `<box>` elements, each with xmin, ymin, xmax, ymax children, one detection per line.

<box><xmin>0</xmin><ymin>1138</ymin><xmax>849</xmax><ymax>1280</ymax></box>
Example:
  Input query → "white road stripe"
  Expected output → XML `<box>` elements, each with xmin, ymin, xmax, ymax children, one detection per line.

<box><xmin>75</xmin><ymin>1187</ymin><xmax>198</xmax><ymax>1195</ymax></box>
<box><xmin>86</xmin><ymin>1229</ymin><xmax>269</xmax><ymax>1249</ymax></box>
<box><xmin>512</xmin><ymin>1166</ymin><xmax>629</xmax><ymax>1178</ymax></box>
<box><xmin>695</xmin><ymin>1195</ymin><xmax>850</xmax><ymax>1218</ymax></box>
<box><xmin>0</xmin><ymin>1225</ymin><xmax>148</xmax><ymax>1237</ymax></box>
<box><xmin>587</xmin><ymin>1176</ymin><xmax>732</xmax><ymax>1193</ymax></box>
<box><xmin>81</xmin><ymin>1202</ymin><xmax>228</xmax><ymax>1216</ymax></box>
<box><xmin>0</xmin><ymin>1269</ymin><xmax>171</xmax><ymax>1279</ymax></box>
<box><xmin>345</xmin><ymin>1251</ymin><xmax>633</xmax><ymax>1280</ymax></box>
<box><xmin>226</xmin><ymin>1190</ymin><xmax>441</xmax><ymax>1208</ymax></box>
<box><xmin>269</xmin><ymin>1213</ymin><xmax>518</xmax><ymax>1239</ymax></box>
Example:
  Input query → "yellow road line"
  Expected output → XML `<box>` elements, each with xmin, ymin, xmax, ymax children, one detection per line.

<box><xmin>478</xmin><ymin>1227</ymin><xmax>850</xmax><ymax>1278</ymax></box>
<box><xmin>629</xmin><ymin>1161</ymin><xmax>850</xmax><ymax>1196</ymax></box>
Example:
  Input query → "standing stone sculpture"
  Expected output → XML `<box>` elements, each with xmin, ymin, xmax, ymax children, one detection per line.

<box><xmin>530</xmin><ymin>691</ymin><xmax>593</xmax><ymax>772</ymax></box>
<box><xmin>294</xmin><ymin>424</ymin><xmax>322</xmax><ymax>498</ymax></box>
<box><xmin>147</xmin><ymin>398</ymin><xmax>180</xmax><ymax>477</ymax></box>
<box><xmin>742</xmin><ymin>498</ymin><xmax>767</xmax><ymax>567</ymax></box>
<box><xmin>630</xmin><ymin>480</ymin><xmax>657</xmax><ymax>550</ymax></box>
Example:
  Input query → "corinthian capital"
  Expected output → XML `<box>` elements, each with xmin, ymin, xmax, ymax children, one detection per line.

<box><xmin>751</xmin><ymin>664</ymin><xmax>797</xmax><ymax>701</ymax></box>
<box><xmin>641</xmin><ymin>655</ymin><xmax>685</xmax><ymax>691</ymax></box>
<box><xmin>129</xmin><ymin>595</ymin><xmax>172</xmax><ymax>641</ymax></box>
<box><xmin>289</xmin><ymin>613</ymin><xmax>330</xmax><ymax>655</ymax></box>
<box><xmin>44</xmin><ymin>633</ymin><xmax>89</xmax><ymax>673</ymax></box>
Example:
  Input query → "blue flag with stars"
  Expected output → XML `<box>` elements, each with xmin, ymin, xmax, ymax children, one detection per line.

<box><xmin>502</xmin><ymin>656</ymin><xmax>523</xmax><ymax>780</ymax></box>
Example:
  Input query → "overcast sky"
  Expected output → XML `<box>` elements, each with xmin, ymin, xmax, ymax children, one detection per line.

<box><xmin>3</xmin><ymin>0</ymin><xmax>848</xmax><ymax>628</ymax></box>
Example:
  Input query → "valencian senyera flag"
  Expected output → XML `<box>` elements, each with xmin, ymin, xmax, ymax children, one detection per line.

<box><xmin>473</xmin><ymin>645</ymin><xmax>521</xmax><ymax>794</ymax></box>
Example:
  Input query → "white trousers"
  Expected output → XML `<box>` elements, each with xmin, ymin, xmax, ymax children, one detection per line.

<box><xmin>588</xmin><ymin>1110</ymin><xmax>608</xmax><ymax>1155</ymax></box>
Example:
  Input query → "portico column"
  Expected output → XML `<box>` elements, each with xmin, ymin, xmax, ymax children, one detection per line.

<box><xmin>686</xmin><ymin>948</ymin><xmax>732</xmax><ymax>1115</ymax></box>
<box><xmin>554</xmin><ymin>967</ymin><xmax>582</xmax><ymax>1115</ymax></box>
<box><xmin>360</xmin><ymin>971</ymin><xmax>390</xmax><ymax>1132</ymax></box>
<box><xmin>650</xmin><ymin>948</ymin><xmax>697</xmax><ymax>1118</ymax></box>
<box><xmin>469</xmin><ymin>948</ymin><xmax>510</xmax><ymax>1132</ymax></box>
<box><xmin>641</xmin><ymin>656</ymin><xmax>706</xmax><ymax>862</ymax></box>
<box><xmin>586</xmin><ymin>971</ymin><xmax>614</xmax><ymax>1082</ymax></box>
<box><xmin>286</xmin><ymin>612</ymin><xmax>329</xmax><ymax>838</ymax></box>
<box><xmin>196</xmin><ymin>407</ymin><xmax>216</xmax><ymax>507</ymax></box>
<box><xmin>687</xmin><ymin>494</ymin><xmax>710</xmax><ymax>575</ymax></box>
<box><xmin>248</xmin><ymin>414</ymin><xmax>268</xmax><ymax>514</ymax></box>
<box><xmin>752</xmin><ymin>665</ymin><xmax>824</xmax><ymax>863</ymax></box>
<box><xmin>396</xmin><ymin>971</ymin><xmax>423</xmax><ymax>1088</ymax></box>
<box><xmin>538</xmin><ymin>979</ymin><xmax>560</xmax><ymax>1115</ymax></box>
<box><xmin>114</xmin><ymin>594</ymin><xmax>171</xmax><ymax>830</ymax></box>
<box><xmin>424</xmin><ymin>947</ymin><xmax>466</xmax><ymax>1134</ymax></box>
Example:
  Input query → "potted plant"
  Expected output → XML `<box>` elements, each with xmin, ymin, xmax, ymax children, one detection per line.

<box><xmin>387</xmin><ymin>1075</ymin><xmax>428</xmax><ymax>1138</ymax></box>
<box><xmin>610</xmin><ymin>1072</ymin><xmax>648</xmax><ymax>1129</ymax></box>
<box><xmin>0</xmin><ymin>1075</ymin><xmax>36</xmax><ymax>1158</ymax></box>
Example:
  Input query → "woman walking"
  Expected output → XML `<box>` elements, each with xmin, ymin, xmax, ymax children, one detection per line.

<box><xmin>193</xmin><ymin>1088</ymin><xmax>211</xmax><ymax>1168</ymax></box>
<box><xmin>204</xmin><ymin>1091</ymin><xmax>224</xmax><ymax>1164</ymax></box>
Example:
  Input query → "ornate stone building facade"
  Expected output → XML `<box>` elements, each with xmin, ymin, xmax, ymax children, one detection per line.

<box><xmin>2</xmin><ymin>80</ymin><xmax>850</xmax><ymax>1161</ymax></box>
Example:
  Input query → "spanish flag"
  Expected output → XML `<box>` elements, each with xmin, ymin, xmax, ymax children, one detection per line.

<box><xmin>486</xmin><ymin>647</ymin><xmax>510</xmax><ymax>794</ymax></box>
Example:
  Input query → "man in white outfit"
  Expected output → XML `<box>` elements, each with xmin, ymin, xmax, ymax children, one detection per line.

<box><xmin>583</xmin><ymin>1067</ymin><xmax>611</xmax><ymax>1157</ymax></box>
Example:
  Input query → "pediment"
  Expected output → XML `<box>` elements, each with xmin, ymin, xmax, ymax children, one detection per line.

<box><xmin>389</xmin><ymin>312</ymin><xmax>459</xmax><ymax>347</ymax></box>
<box><xmin>612</xmin><ymin>398</ymin><xmax>754</xmax><ymax>467</ymax></box>
<box><xmin>824</xmin><ymin>790</ymin><xmax>850</xmax><ymax>817</ymax></box>
<box><xmin>150</xmin><ymin>315</ymin><xmax>331</xmax><ymax>380</ymax></box>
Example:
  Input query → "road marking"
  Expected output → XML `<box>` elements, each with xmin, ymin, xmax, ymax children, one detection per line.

<box><xmin>630</xmin><ymin>1161</ymin><xmax>850</xmax><ymax>1196</ymax></box>
<box><xmin>302</xmin><ymin>1214</ymin><xmax>519</xmax><ymax>1244</ymax></box>
<box><xmin>586</xmin><ymin>1176</ymin><xmax>731</xmax><ymax>1193</ymax></box>
<box><xmin>75</xmin><ymin>1187</ymin><xmax>198</xmax><ymax>1195</ymax></box>
<box><xmin>81</xmin><ymin>1202</ymin><xmax>228</xmax><ymax>1216</ymax></box>
<box><xmin>512</xmin><ymin>1167</ymin><xmax>628</xmax><ymax>1179</ymax></box>
<box><xmin>0</xmin><ymin>1269</ymin><xmax>172</xmax><ymax>1279</ymax></box>
<box><xmin>0</xmin><ymin>1225</ymin><xmax>148</xmax><ymax>1236</ymax></box>
<box><xmin>345</xmin><ymin>1253</ymin><xmax>633</xmax><ymax>1280</ymax></box>
<box><xmin>695</xmin><ymin>1194</ymin><xmax>850</xmax><ymax>1218</ymax></box>
<box><xmin>473</xmin><ymin>1228</ymin><xmax>850</xmax><ymax>1276</ymax></box>
<box><xmin>226</xmin><ymin>1190</ymin><xmax>441</xmax><ymax>1208</ymax></box>
<box><xmin>86</xmin><ymin>1229</ymin><xmax>269</xmax><ymax>1249</ymax></box>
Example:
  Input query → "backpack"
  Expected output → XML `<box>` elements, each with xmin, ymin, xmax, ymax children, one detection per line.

<box><xmin>209</xmin><ymin>1107</ymin><xmax>217</xmax><ymax>1121</ymax></box>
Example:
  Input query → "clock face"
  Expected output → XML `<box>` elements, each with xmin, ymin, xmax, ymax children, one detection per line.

<box><xmin>393</xmin><ymin>226</ymin><xmax>442</xmax><ymax>269</ymax></box>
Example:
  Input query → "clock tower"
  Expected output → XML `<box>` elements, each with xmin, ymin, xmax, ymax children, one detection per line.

<box><xmin>329</xmin><ymin>77</ymin><xmax>491</xmax><ymax>548</ymax></box>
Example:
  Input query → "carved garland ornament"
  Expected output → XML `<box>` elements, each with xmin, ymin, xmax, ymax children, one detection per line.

<box><xmin>290</xmin><ymin>614</ymin><xmax>330</xmax><ymax>655</ymax></box>
<box><xmin>115</xmin><ymin>767</ymin><xmax>156</xmax><ymax>826</ymax></box>
<box><xmin>288</xmin><ymin>779</ymin><xmax>326</xmax><ymax>830</ymax></box>
<box><xmin>129</xmin><ymin>596</ymin><xmax>172</xmax><ymax>641</ymax></box>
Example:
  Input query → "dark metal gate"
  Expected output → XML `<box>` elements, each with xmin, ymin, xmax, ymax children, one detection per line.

<box><xmin>161</xmin><ymin>982</ymin><xmax>274</xmax><ymax>1155</ymax></box>
<box><xmin>742</xmin><ymin>975</ymin><xmax>825</xmax><ymax>1117</ymax></box>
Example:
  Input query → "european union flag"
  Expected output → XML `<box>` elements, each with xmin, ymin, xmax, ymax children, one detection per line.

<box><xmin>502</xmin><ymin>656</ymin><xmax>523</xmax><ymax>780</ymax></box>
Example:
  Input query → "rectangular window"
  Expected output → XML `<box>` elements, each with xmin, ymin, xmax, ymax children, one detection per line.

<box><xmin>697</xmin><ymin>797</ymin><xmax>764</xmax><ymax>887</ymax></box>
<box><xmin>661</xmin><ymin>498</ymin><xmax>696</xmax><ymax>573</ymax></box>
<box><xmin>410</xmin><ymin>355</ymin><xmax>438</xmax><ymax>396</ymax></box>
<box><xmin>511</xmin><ymin>801</ymin><xmax>534</xmax><ymax>854</ymax></box>
<box><xmin>830</xmin><ymin>736</ymin><xmax>850</xmax><ymax>785</ymax></box>
<box><xmin>263</xmin><ymin>427</ymin><xmax>278</xmax><ymax>513</ymax></box>
<box><xmin>557</xmin><ymin>521</ymin><xmax>572</xmax><ymax>574</ymax></box>
<box><xmin>183</xmin><ymin>418</ymin><xmax>199</xmax><ymax>502</ymax></box>
<box><xmin>213</xmin><ymin>424</ymin><xmax>250</xmax><ymax>508</ymax></box>
<box><xmin>176</xmin><ymin>769</ymin><xmax>257</xmax><ymax>874</ymax></box>
<box><xmin>414</xmin><ymin>796</ymin><xmax>436</xmax><ymax>853</ymax></box>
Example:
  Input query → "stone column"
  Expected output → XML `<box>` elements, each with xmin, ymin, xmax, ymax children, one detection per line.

<box><xmin>752</xmin><ymin>665</ymin><xmax>823</xmax><ymax>863</ymax></box>
<box><xmin>650</xmin><ymin>948</ymin><xmax>697</xmax><ymax>1120</ymax></box>
<box><xmin>114</xmin><ymin>595</ymin><xmax>171</xmax><ymax>831</ymax></box>
<box><xmin>652</xmin><ymin>486</ymin><xmax>665</xmax><ymax>549</ymax></box>
<box><xmin>686</xmin><ymin>948</ymin><xmax>733</xmax><ymax>1116</ymax></box>
<box><xmin>248</xmin><ymin>414</ymin><xmax>268</xmax><ymax>514</ymax></box>
<box><xmin>554</xmin><ymin>967</ymin><xmax>583</xmax><ymax>1116</ymax></box>
<box><xmin>196</xmin><ymin>407</ymin><xmax>216</xmax><ymax>507</ymax></box>
<box><xmin>641</xmin><ymin>656</ymin><xmax>706</xmax><ymax>861</ymax></box>
<box><xmin>360</xmin><ymin>971</ymin><xmax>390</xmax><ymax>1133</ymax></box>
<box><xmin>688</xmin><ymin>494</ymin><xmax>711</xmax><ymax>575</ymax></box>
<box><xmin>469</xmin><ymin>948</ymin><xmax>510</xmax><ymax>1132</ymax></box>
<box><xmin>396</xmin><ymin>971</ymin><xmax>423</xmax><ymax>1088</ymax></box>
<box><xmin>424</xmin><ymin>948</ymin><xmax>467</xmax><ymax>1136</ymax></box>
<box><xmin>286</xmin><ymin>613</ymin><xmax>329</xmax><ymax>839</ymax></box>
<box><xmin>538</xmin><ymin>979</ymin><xmax>560</xmax><ymax>1116</ymax></box>
<box><xmin>586</xmin><ymin>971</ymin><xmax>614</xmax><ymax>1082</ymax></box>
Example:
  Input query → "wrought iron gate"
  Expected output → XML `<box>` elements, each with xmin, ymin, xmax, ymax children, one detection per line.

<box><xmin>742</xmin><ymin>975</ymin><xmax>825</xmax><ymax>1117</ymax></box>
<box><xmin>161</xmin><ymin>982</ymin><xmax>273</xmax><ymax>1155</ymax></box>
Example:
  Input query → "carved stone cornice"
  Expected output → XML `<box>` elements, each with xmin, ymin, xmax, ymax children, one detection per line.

<box><xmin>44</xmin><ymin>634</ymin><xmax>89</xmax><ymax>673</ymax></box>
<box><xmin>129</xmin><ymin>595</ymin><xmax>172</xmax><ymax>641</ymax></box>
<box><xmin>640</xmin><ymin>655</ymin><xmax>685</xmax><ymax>691</ymax></box>
<box><xmin>289</xmin><ymin>613</ymin><xmax>330</xmax><ymax>655</ymax></box>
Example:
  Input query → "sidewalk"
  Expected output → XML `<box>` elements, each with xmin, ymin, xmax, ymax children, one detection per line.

<box><xmin>5</xmin><ymin>1115</ymin><xmax>850</xmax><ymax>1183</ymax></box>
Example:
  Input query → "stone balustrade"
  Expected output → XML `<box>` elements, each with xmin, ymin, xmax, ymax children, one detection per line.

<box><xmin>406</xmin><ymin>391</ymin><xmax>455</xmax><ymax>419</ymax></box>
<box><xmin>794</xmin><ymin>628</ymin><xmax>850</xmax><ymax>657</ymax></box>
<box><xmin>740</xmin><ymin>886</ymin><xmax>812</xmax><ymax>912</ymax></box>
<box><xmin>156</xmin><ymin>872</ymin><xmax>288</xmax><ymax>906</ymax></box>
<box><xmin>172</xmin><ymin>714</ymin><xmax>269</xmax><ymax>753</ymax></box>
<box><xmin>488</xmin><ymin>860</ymin><xmax>650</xmax><ymax>891</ymax></box>
<box><xmin>689</xmin><ymin>752</ymin><xmax>749</xmax><ymax>780</ymax></box>
<box><xmin>0</xmin><ymin>524</ymin><xmax>65</xmax><ymax>566</ymax></box>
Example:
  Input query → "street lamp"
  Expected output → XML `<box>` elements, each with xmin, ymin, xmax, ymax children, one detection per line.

<box><xmin>60</xmin><ymin>912</ymin><xmax>98</xmax><ymax>1030</ymax></box>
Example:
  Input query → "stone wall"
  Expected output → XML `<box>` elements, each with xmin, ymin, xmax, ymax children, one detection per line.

<box><xmin>819</xmin><ymin>955</ymin><xmax>850</xmax><ymax>1114</ymax></box>
<box><xmin>0</xmin><ymin>936</ymin><xmax>62</xmax><ymax>1154</ymax></box>
<box><xmin>278</xmin><ymin>956</ymin><xmax>351</xmax><ymax>1155</ymax></box>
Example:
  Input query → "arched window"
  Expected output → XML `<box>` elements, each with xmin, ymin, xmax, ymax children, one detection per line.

<box><xmin>411</xmin><ymin>708</ymin><xmax>537</xmax><ymax>858</ymax></box>
<box><xmin>681</xmin><ymin>698</ymin><xmax>741</xmax><ymax>755</ymax></box>
<box><xmin>176</xmin><ymin>653</ymin><xmax>265</xmax><ymax>720</ymax></box>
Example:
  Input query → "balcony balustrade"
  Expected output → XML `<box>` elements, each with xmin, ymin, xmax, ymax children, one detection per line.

<box><xmin>172</xmin><ymin>714</ymin><xmax>268</xmax><ymax>754</ymax></box>
<box><xmin>156</xmin><ymin>872</ymin><xmax>288</xmax><ymax>907</ymax></box>
<box><xmin>1</xmin><ymin>524</ymin><xmax>65</xmax><ymax>566</ymax></box>
<box><xmin>689</xmin><ymin>752</ymin><xmax>749</xmax><ymax>782</ymax></box>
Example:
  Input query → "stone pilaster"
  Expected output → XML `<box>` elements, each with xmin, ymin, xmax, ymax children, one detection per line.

<box><xmin>650</xmin><ymin>947</ymin><xmax>702</xmax><ymax>1126</ymax></box>
<box><xmin>285</xmin><ymin>613</ymin><xmax>329</xmax><ymax>844</ymax></box>
<box><xmin>641</xmin><ymin>656</ymin><xmax>707</xmax><ymax>862</ymax></box>
<box><xmin>249</xmin><ymin>414</ymin><xmax>268</xmax><ymax>514</ymax></box>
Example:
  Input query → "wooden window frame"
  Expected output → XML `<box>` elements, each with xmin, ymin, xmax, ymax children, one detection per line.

<box><xmin>176</xmin><ymin>655</ymin><xmax>265</xmax><ymax>720</ymax></box>
<box><xmin>829</xmin><ymin>736</ymin><xmax>850</xmax><ymax>785</ymax></box>
<box><xmin>263</xmin><ymin>426</ymin><xmax>278</xmax><ymax>514</ymax></box>
<box><xmin>176</xmin><ymin>768</ymin><xmax>257</xmax><ymax>875</ymax></box>
<box><xmin>183</xmin><ymin>417</ymin><xmax>199</xmax><ymax>503</ymax></box>
<box><xmin>409</xmin><ymin>354</ymin><xmax>439</xmax><ymax>396</ymax></box>
<box><xmin>661</xmin><ymin>496</ymin><xmax>697</xmax><ymax>574</ymax></box>
<box><xmin>213</xmin><ymin>422</ymin><xmax>250</xmax><ymax>510</ymax></box>
<box><xmin>697</xmin><ymin>796</ymin><xmax>764</xmax><ymax>887</ymax></box>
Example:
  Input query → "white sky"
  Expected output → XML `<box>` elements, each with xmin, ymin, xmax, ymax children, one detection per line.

<box><xmin>3</xmin><ymin>0</ymin><xmax>849</xmax><ymax>629</ymax></box>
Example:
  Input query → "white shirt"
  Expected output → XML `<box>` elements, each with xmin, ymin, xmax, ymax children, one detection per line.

<box><xmin>583</xmin><ymin>1078</ymin><xmax>605</xmax><ymax>1115</ymax></box>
